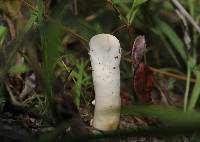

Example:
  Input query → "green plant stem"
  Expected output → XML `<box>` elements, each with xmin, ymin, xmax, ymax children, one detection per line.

<box><xmin>187</xmin><ymin>70</ymin><xmax>200</xmax><ymax>111</ymax></box>
<box><xmin>184</xmin><ymin>60</ymin><xmax>191</xmax><ymax>112</ymax></box>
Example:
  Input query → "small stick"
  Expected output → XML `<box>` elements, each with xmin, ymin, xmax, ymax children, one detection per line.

<box><xmin>122</xmin><ymin>56</ymin><xmax>196</xmax><ymax>83</ymax></box>
<box><xmin>149</xmin><ymin>66</ymin><xmax>196</xmax><ymax>83</ymax></box>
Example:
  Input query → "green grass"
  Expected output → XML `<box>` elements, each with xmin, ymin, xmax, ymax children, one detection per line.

<box><xmin>0</xmin><ymin>0</ymin><xmax>200</xmax><ymax>141</ymax></box>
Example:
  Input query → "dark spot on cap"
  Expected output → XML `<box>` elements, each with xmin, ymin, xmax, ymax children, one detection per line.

<box><xmin>113</xmin><ymin>67</ymin><xmax>116</xmax><ymax>69</ymax></box>
<box><xmin>114</xmin><ymin>56</ymin><xmax>118</xmax><ymax>59</ymax></box>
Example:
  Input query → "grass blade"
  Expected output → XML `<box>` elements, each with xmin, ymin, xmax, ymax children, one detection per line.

<box><xmin>184</xmin><ymin>57</ymin><xmax>192</xmax><ymax>112</ymax></box>
<box><xmin>187</xmin><ymin>69</ymin><xmax>200</xmax><ymax>111</ymax></box>
<box><xmin>157</xmin><ymin>19</ymin><xmax>187</xmax><ymax>63</ymax></box>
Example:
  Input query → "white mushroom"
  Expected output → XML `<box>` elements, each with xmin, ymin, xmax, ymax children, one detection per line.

<box><xmin>89</xmin><ymin>34</ymin><xmax>121</xmax><ymax>131</ymax></box>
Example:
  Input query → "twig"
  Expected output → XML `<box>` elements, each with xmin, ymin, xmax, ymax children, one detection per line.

<box><xmin>122</xmin><ymin>57</ymin><xmax>196</xmax><ymax>83</ymax></box>
<box><xmin>170</xmin><ymin>0</ymin><xmax>200</xmax><ymax>34</ymax></box>
<box><xmin>149</xmin><ymin>66</ymin><xmax>196</xmax><ymax>83</ymax></box>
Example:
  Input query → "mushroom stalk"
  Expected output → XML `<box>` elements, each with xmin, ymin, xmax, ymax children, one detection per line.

<box><xmin>89</xmin><ymin>34</ymin><xmax>121</xmax><ymax>131</ymax></box>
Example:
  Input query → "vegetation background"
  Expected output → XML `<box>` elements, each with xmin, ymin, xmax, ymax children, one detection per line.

<box><xmin>0</xmin><ymin>0</ymin><xmax>200</xmax><ymax>141</ymax></box>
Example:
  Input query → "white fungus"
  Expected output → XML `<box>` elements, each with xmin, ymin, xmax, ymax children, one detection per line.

<box><xmin>89</xmin><ymin>34</ymin><xmax>121</xmax><ymax>131</ymax></box>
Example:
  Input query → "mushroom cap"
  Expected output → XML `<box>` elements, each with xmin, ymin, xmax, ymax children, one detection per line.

<box><xmin>89</xmin><ymin>34</ymin><xmax>121</xmax><ymax>90</ymax></box>
<box><xmin>89</xmin><ymin>34</ymin><xmax>121</xmax><ymax>68</ymax></box>
<box><xmin>89</xmin><ymin>34</ymin><xmax>121</xmax><ymax>131</ymax></box>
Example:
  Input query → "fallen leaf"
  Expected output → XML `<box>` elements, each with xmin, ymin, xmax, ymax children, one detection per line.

<box><xmin>134</xmin><ymin>63</ymin><xmax>154</xmax><ymax>103</ymax></box>
<box><xmin>132</xmin><ymin>35</ymin><xmax>146</xmax><ymax>68</ymax></box>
